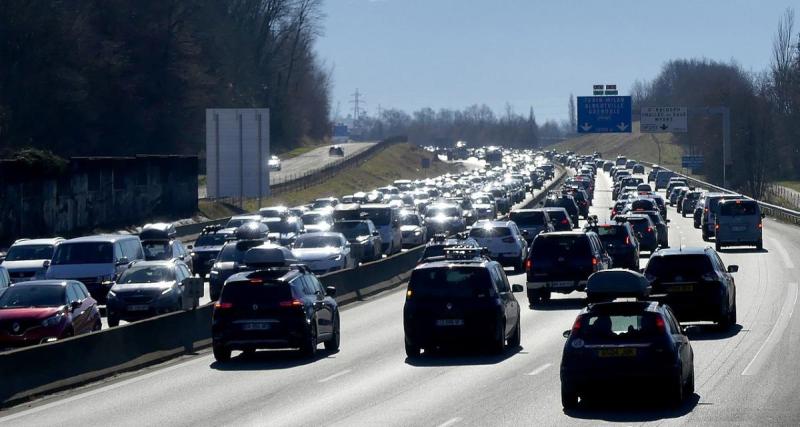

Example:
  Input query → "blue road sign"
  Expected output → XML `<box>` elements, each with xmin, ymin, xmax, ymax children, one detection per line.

<box><xmin>577</xmin><ymin>96</ymin><xmax>632</xmax><ymax>133</ymax></box>
<box><xmin>681</xmin><ymin>155</ymin><xmax>704</xmax><ymax>169</ymax></box>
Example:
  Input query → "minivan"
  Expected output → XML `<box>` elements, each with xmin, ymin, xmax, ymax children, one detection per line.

<box><xmin>714</xmin><ymin>199</ymin><xmax>763</xmax><ymax>250</ymax></box>
<box><xmin>654</xmin><ymin>170</ymin><xmax>675</xmax><ymax>190</ymax></box>
<box><xmin>701</xmin><ymin>193</ymin><xmax>743</xmax><ymax>241</ymax></box>
<box><xmin>46</xmin><ymin>235</ymin><xmax>145</xmax><ymax>303</ymax></box>
<box><xmin>360</xmin><ymin>204</ymin><xmax>402</xmax><ymax>255</ymax></box>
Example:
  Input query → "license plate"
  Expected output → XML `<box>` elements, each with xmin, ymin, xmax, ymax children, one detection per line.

<box><xmin>551</xmin><ymin>281</ymin><xmax>574</xmax><ymax>288</ymax></box>
<box><xmin>127</xmin><ymin>305</ymin><xmax>149</xmax><ymax>312</ymax></box>
<box><xmin>598</xmin><ymin>348</ymin><xmax>637</xmax><ymax>358</ymax></box>
<box><xmin>242</xmin><ymin>322</ymin><xmax>272</xmax><ymax>331</ymax></box>
<box><xmin>670</xmin><ymin>285</ymin><xmax>694</xmax><ymax>292</ymax></box>
<box><xmin>436</xmin><ymin>319</ymin><xmax>464</xmax><ymax>326</ymax></box>
<box><xmin>732</xmin><ymin>226</ymin><xmax>746</xmax><ymax>231</ymax></box>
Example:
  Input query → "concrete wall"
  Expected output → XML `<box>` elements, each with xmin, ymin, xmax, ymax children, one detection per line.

<box><xmin>0</xmin><ymin>155</ymin><xmax>198</xmax><ymax>245</ymax></box>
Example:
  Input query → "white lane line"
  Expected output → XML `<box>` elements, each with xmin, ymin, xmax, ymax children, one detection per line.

<box><xmin>770</xmin><ymin>238</ymin><xmax>796</xmax><ymax>269</ymax></box>
<box><xmin>526</xmin><ymin>363</ymin><xmax>552</xmax><ymax>376</ymax></box>
<box><xmin>318</xmin><ymin>369</ymin><xmax>352</xmax><ymax>383</ymax></box>
<box><xmin>437</xmin><ymin>417</ymin><xmax>462</xmax><ymax>427</ymax></box>
<box><xmin>742</xmin><ymin>282</ymin><xmax>799</xmax><ymax>376</ymax></box>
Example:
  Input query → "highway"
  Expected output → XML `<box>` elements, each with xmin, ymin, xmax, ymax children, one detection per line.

<box><xmin>269</xmin><ymin>142</ymin><xmax>377</xmax><ymax>184</ymax></box>
<box><xmin>3</xmin><ymin>170</ymin><xmax>800</xmax><ymax>425</ymax></box>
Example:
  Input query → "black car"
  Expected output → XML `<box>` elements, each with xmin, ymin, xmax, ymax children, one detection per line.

<box><xmin>632</xmin><ymin>210</ymin><xmax>669</xmax><ymax>248</ymax></box>
<box><xmin>616</xmin><ymin>214</ymin><xmax>659</xmax><ymax>253</ymax></box>
<box><xmin>643</xmin><ymin>247</ymin><xmax>738</xmax><ymax>329</ymax></box>
<box><xmin>542</xmin><ymin>207</ymin><xmax>573</xmax><ymax>231</ymax></box>
<box><xmin>585</xmin><ymin>221</ymin><xmax>640</xmax><ymax>270</ymax></box>
<box><xmin>190</xmin><ymin>225</ymin><xmax>234</xmax><ymax>278</ymax></box>
<box><xmin>328</xmin><ymin>145</ymin><xmax>345</xmax><ymax>156</ymax></box>
<box><xmin>544</xmin><ymin>194</ymin><xmax>579</xmax><ymax>228</ymax></box>
<box><xmin>404</xmin><ymin>248</ymin><xmax>523</xmax><ymax>357</ymax></box>
<box><xmin>211</xmin><ymin>246</ymin><xmax>339</xmax><ymax>361</ymax></box>
<box><xmin>208</xmin><ymin>225</ymin><xmax>271</xmax><ymax>301</ymax></box>
<box><xmin>525</xmin><ymin>231</ymin><xmax>612</xmax><ymax>305</ymax></box>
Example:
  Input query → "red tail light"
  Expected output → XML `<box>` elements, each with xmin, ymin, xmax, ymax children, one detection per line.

<box><xmin>704</xmin><ymin>208</ymin><xmax>708</xmax><ymax>213</ymax></box>
<box><xmin>591</xmin><ymin>257</ymin><xmax>598</xmax><ymax>266</ymax></box>
<box><xmin>502</xmin><ymin>236</ymin><xmax>516</xmax><ymax>243</ymax></box>
<box><xmin>214</xmin><ymin>302</ymin><xmax>233</xmax><ymax>309</ymax></box>
<box><xmin>571</xmin><ymin>316</ymin><xmax>582</xmax><ymax>333</ymax></box>
<box><xmin>646</xmin><ymin>226</ymin><xmax>653</xmax><ymax>233</ymax></box>
<box><xmin>625</xmin><ymin>236</ymin><xmax>630</xmax><ymax>245</ymax></box>
<box><xmin>715</xmin><ymin>224</ymin><xmax>720</xmax><ymax>230</ymax></box>
<box><xmin>280</xmin><ymin>299</ymin><xmax>304</xmax><ymax>308</ymax></box>
<box><xmin>655</xmin><ymin>316</ymin><xmax>666</xmax><ymax>333</ymax></box>
<box><xmin>757</xmin><ymin>222</ymin><xmax>762</xmax><ymax>229</ymax></box>
<box><xmin>525</xmin><ymin>259</ymin><xmax>532</xmax><ymax>271</ymax></box>
<box><xmin>561</xmin><ymin>219</ymin><xmax>568</xmax><ymax>224</ymax></box>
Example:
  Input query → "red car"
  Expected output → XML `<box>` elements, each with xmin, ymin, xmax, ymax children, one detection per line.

<box><xmin>0</xmin><ymin>280</ymin><xmax>101</xmax><ymax>349</ymax></box>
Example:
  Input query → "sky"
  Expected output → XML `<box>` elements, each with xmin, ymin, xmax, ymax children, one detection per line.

<box><xmin>315</xmin><ymin>0</ymin><xmax>794</xmax><ymax>123</ymax></box>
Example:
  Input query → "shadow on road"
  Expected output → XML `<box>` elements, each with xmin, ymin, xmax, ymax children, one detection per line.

<box><xmin>564</xmin><ymin>392</ymin><xmax>700</xmax><ymax>422</ymax></box>
<box><xmin>405</xmin><ymin>344</ymin><xmax>522</xmax><ymax>367</ymax></box>
<box><xmin>684</xmin><ymin>323</ymin><xmax>743</xmax><ymax>340</ymax></box>
<box><xmin>209</xmin><ymin>348</ymin><xmax>337</xmax><ymax>371</ymax></box>
<box><xmin>717</xmin><ymin>247</ymin><xmax>769</xmax><ymax>254</ymax></box>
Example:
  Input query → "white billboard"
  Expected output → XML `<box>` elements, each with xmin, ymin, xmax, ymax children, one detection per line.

<box><xmin>206</xmin><ymin>109</ymin><xmax>270</xmax><ymax>199</ymax></box>
<box><xmin>640</xmin><ymin>107</ymin><xmax>687</xmax><ymax>133</ymax></box>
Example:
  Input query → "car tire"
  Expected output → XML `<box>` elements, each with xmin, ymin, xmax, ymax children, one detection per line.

<box><xmin>561</xmin><ymin>384</ymin><xmax>579</xmax><ymax>410</ymax></box>
<box><xmin>718</xmin><ymin>304</ymin><xmax>735</xmax><ymax>331</ymax></box>
<box><xmin>492</xmin><ymin>321</ymin><xmax>506</xmax><ymax>354</ymax></box>
<box><xmin>405</xmin><ymin>339</ymin><xmax>421</xmax><ymax>358</ymax></box>
<box><xmin>300</xmin><ymin>324</ymin><xmax>318</xmax><ymax>357</ymax></box>
<box><xmin>508</xmin><ymin>319</ymin><xmax>521</xmax><ymax>348</ymax></box>
<box><xmin>108</xmin><ymin>315</ymin><xmax>120</xmax><ymax>327</ymax></box>
<box><xmin>213</xmin><ymin>345</ymin><xmax>231</xmax><ymax>362</ymax></box>
<box><xmin>513</xmin><ymin>259</ymin><xmax>524</xmax><ymax>274</ymax></box>
<box><xmin>542</xmin><ymin>290</ymin><xmax>552</xmax><ymax>301</ymax></box>
<box><xmin>527</xmin><ymin>289</ymin><xmax>541</xmax><ymax>307</ymax></box>
<box><xmin>324</xmin><ymin>313</ymin><xmax>341</xmax><ymax>352</ymax></box>
<box><xmin>702</xmin><ymin>231</ymin><xmax>709</xmax><ymax>242</ymax></box>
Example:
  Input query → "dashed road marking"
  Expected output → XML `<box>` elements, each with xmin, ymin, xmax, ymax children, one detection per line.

<box><xmin>437</xmin><ymin>417</ymin><xmax>462</xmax><ymax>427</ymax></box>
<box><xmin>319</xmin><ymin>369</ymin><xmax>352</xmax><ymax>383</ymax></box>
<box><xmin>526</xmin><ymin>363</ymin><xmax>552</xmax><ymax>376</ymax></box>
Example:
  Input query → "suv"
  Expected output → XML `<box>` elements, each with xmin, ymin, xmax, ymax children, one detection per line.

<box><xmin>585</xmin><ymin>221</ymin><xmax>640</xmax><ymax>270</ymax></box>
<box><xmin>418</xmin><ymin>234</ymin><xmax>480</xmax><ymax>264</ymax></box>
<box><xmin>468</xmin><ymin>220</ymin><xmax>528</xmax><ymax>273</ymax></box>
<box><xmin>544</xmin><ymin>193</ymin><xmax>579</xmax><ymax>228</ymax></box>
<box><xmin>139</xmin><ymin>223</ymin><xmax>193</xmax><ymax>273</ymax></box>
<box><xmin>208</xmin><ymin>224</ymin><xmax>272</xmax><ymax>300</ymax></box>
<box><xmin>404</xmin><ymin>248</ymin><xmax>523</xmax><ymax>357</ymax></box>
<box><xmin>510</xmin><ymin>209</ymin><xmax>555</xmax><ymax>243</ymax></box>
<box><xmin>714</xmin><ymin>199</ymin><xmax>764</xmax><ymax>250</ymax></box>
<box><xmin>631</xmin><ymin>211</ymin><xmax>668</xmax><ymax>248</ymax></box>
<box><xmin>212</xmin><ymin>246</ymin><xmax>339</xmax><ymax>361</ymax></box>
<box><xmin>525</xmin><ymin>231</ymin><xmax>612</xmax><ymax>305</ymax></box>
<box><xmin>1</xmin><ymin>238</ymin><xmax>63</xmax><ymax>283</ymax></box>
<box><xmin>190</xmin><ymin>225</ymin><xmax>235</xmax><ymax>278</ymax></box>
<box><xmin>543</xmin><ymin>207</ymin><xmax>573</xmax><ymax>231</ymax></box>
<box><xmin>681</xmin><ymin>191</ymin><xmax>703</xmax><ymax>218</ymax></box>
<box><xmin>643</xmin><ymin>247</ymin><xmax>738</xmax><ymax>329</ymax></box>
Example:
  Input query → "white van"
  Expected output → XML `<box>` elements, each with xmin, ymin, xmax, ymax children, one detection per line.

<box><xmin>714</xmin><ymin>199</ymin><xmax>763</xmax><ymax>250</ymax></box>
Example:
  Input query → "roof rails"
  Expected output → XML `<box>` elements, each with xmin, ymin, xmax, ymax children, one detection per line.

<box><xmin>201</xmin><ymin>224</ymin><xmax>225</xmax><ymax>235</ymax></box>
<box><xmin>443</xmin><ymin>246</ymin><xmax>489</xmax><ymax>261</ymax></box>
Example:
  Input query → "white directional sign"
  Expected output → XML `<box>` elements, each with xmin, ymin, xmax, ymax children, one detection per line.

<box><xmin>640</xmin><ymin>107</ymin><xmax>687</xmax><ymax>133</ymax></box>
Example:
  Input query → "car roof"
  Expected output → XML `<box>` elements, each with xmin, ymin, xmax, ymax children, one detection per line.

<box><xmin>62</xmin><ymin>234</ymin><xmax>138</xmax><ymax>244</ymax></box>
<box><xmin>10</xmin><ymin>280</ymin><xmax>73</xmax><ymax>288</ymax></box>
<box><xmin>653</xmin><ymin>246</ymin><xmax>710</xmax><ymax>257</ymax></box>
<box><xmin>11</xmin><ymin>238</ymin><xmax>64</xmax><ymax>246</ymax></box>
<box><xmin>128</xmin><ymin>260</ymin><xmax>178</xmax><ymax>268</ymax></box>
<box><xmin>231</xmin><ymin>214</ymin><xmax>261</xmax><ymax>220</ymax></box>
<box><xmin>583</xmin><ymin>301</ymin><xmax>661</xmax><ymax>314</ymax></box>
<box><xmin>473</xmin><ymin>220</ymin><xmax>513</xmax><ymax>228</ymax></box>
<box><xmin>360</xmin><ymin>203</ymin><xmax>392</xmax><ymax>209</ymax></box>
<box><xmin>415</xmin><ymin>259</ymin><xmax>494</xmax><ymax>270</ymax></box>
<box><xmin>297</xmin><ymin>231</ymin><xmax>343</xmax><ymax>238</ymax></box>
<box><xmin>539</xmin><ymin>231</ymin><xmax>585</xmax><ymax>237</ymax></box>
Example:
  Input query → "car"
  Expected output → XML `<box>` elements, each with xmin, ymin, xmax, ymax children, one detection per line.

<box><xmin>544</xmin><ymin>193</ymin><xmax>579</xmax><ymax>227</ymax></box>
<box><xmin>225</xmin><ymin>214</ymin><xmax>263</xmax><ymax>229</ymax></box>
<box><xmin>418</xmin><ymin>234</ymin><xmax>480</xmax><ymax>264</ymax></box>
<box><xmin>560</xmin><ymin>270</ymin><xmax>694</xmax><ymax>408</ymax></box>
<box><xmin>139</xmin><ymin>223</ymin><xmax>193</xmax><ymax>273</ymax></box>
<box><xmin>714</xmin><ymin>199</ymin><xmax>764</xmax><ymax>250</ymax></box>
<box><xmin>301</xmin><ymin>210</ymin><xmax>334</xmax><ymax>233</ymax></box>
<box><xmin>398</xmin><ymin>211</ymin><xmax>428</xmax><ymax>248</ymax></box>
<box><xmin>331</xmin><ymin>220</ymin><xmax>383</xmax><ymax>263</ymax></box>
<box><xmin>403</xmin><ymin>247</ymin><xmax>524</xmax><ymax>357</ymax></box>
<box><xmin>45</xmin><ymin>234</ymin><xmax>145</xmax><ymax>303</ymax></box>
<box><xmin>693</xmin><ymin>195</ymin><xmax>706</xmax><ymax>228</ymax></box>
<box><xmin>262</xmin><ymin>218</ymin><xmax>302</xmax><ymax>246</ymax></box>
<box><xmin>312</xmin><ymin>197</ymin><xmax>340</xmax><ymax>210</ymax></box>
<box><xmin>208</xmin><ymin>225</ymin><xmax>273</xmax><ymax>301</ymax></box>
<box><xmin>291</xmin><ymin>232</ymin><xmax>354</xmax><ymax>275</ymax></box>
<box><xmin>360</xmin><ymin>204</ymin><xmax>403</xmax><ymax>255</ymax></box>
<box><xmin>542</xmin><ymin>207</ymin><xmax>573</xmax><ymax>231</ymax></box>
<box><xmin>424</xmin><ymin>203</ymin><xmax>467</xmax><ymax>236</ymax></box>
<box><xmin>666</xmin><ymin>179</ymin><xmax>688</xmax><ymax>199</ymax></box>
<box><xmin>1</xmin><ymin>238</ymin><xmax>63</xmax><ymax>283</ymax></box>
<box><xmin>675</xmin><ymin>187</ymin><xmax>692</xmax><ymax>213</ymax></box>
<box><xmin>584</xmin><ymin>219</ymin><xmax>640</xmax><ymax>270</ymax></box>
<box><xmin>190</xmin><ymin>225</ymin><xmax>235</xmax><ymax>278</ymax></box>
<box><xmin>328</xmin><ymin>145</ymin><xmax>345</xmax><ymax>156</ymax></box>
<box><xmin>668</xmin><ymin>186</ymin><xmax>689</xmax><ymax>206</ymax></box>
<box><xmin>510</xmin><ymin>209</ymin><xmax>555</xmax><ymax>243</ymax></box>
<box><xmin>681</xmin><ymin>191</ymin><xmax>703</xmax><ymax>217</ymax></box>
<box><xmin>525</xmin><ymin>231</ymin><xmax>612</xmax><ymax>305</ymax></box>
<box><xmin>470</xmin><ymin>193</ymin><xmax>498</xmax><ymax>220</ymax></box>
<box><xmin>106</xmin><ymin>260</ymin><xmax>199</xmax><ymax>326</ymax></box>
<box><xmin>0</xmin><ymin>280</ymin><xmax>101</xmax><ymax>349</ymax></box>
<box><xmin>701</xmin><ymin>193</ymin><xmax>743</xmax><ymax>241</ymax></box>
<box><xmin>654</xmin><ymin>170</ymin><xmax>675</xmax><ymax>190</ymax></box>
<box><xmin>631</xmin><ymin>210</ymin><xmax>669</xmax><ymax>248</ymax></box>
<box><xmin>212</xmin><ymin>246</ymin><xmax>339</xmax><ymax>361</ymax></box>
<box><xmin>268</xmin><ymin>155</ymin><xmax>281</xmax><ymax>171</ymax></box>
<box><xmin>615</xmin><ymin>214</ymin><xmax>658</xmax><ymax>253</ymax></box>
<box><xmin>258</xmin><ymin>206</ymin><xmax>290</xmax><ymax>220</ymax></box>
<box><xmin>468</xmin><ymin>220</ymin><xmax>528</xmax><ymax>273</ymax></box>
<box><xmin>632</xmin><ymin>164</ymin><xmax>645</xmax><ymax>174</ymax></box>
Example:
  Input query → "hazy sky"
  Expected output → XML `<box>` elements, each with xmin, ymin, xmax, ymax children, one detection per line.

<box><xmin>315</xmin><ymin>0</ymin><xmax>794</xmax><ymax>123</ymax></box>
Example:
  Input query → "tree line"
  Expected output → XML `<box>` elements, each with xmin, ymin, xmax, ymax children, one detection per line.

<box><xmin>0</xmin><ymin>0</ymin><xmax>331</xmax><ymax>157</ymax></box>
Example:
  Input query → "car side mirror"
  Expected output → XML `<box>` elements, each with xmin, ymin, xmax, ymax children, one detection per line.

<box><xmin>187</xmin><ymin>245</ymin><xmax>193</xmax><ymax>250</ymax></box>
<box><xmin>512</xmin><ymin>284</ymin><xmax>524</xmax><ymax>293</ymax></box>
<box><xmin>70</xmin><ymin>300</ymin><xmax>81</xmax><ymax>310</ymax></box>
<box><xmin>325</xmin><ymin>286</ymin><xmax>337</xmax><ymax>297</ymax></box>
<box><xmin>373</xmin><ymin>231</ymin><xmax>380</xmax><ymax>236</ymax></box>
<box><xmin>116</xmin><ymin>257</ymin><xmax>129</xmax><ymax>266</ymax></box>
<box><xmin>562</xmin><ymin>330</ymin><xmax>571</xmax><ymax>338</ymax></box>
<box><xmin>43</xmin><ymin>260</ymin><xmax>51</xmax><ymax>268</ymax></box>
<box><xmin>727</xmin><ymin>265</ymin><xmax>739</xmax><ymax>273</ymax></box>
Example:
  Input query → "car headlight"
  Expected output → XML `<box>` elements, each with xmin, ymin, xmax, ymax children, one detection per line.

<box><xmin>42</xmin><ymin>313</ymin><xmax>63</xmax><ymax>327</ymax></box>
<box><xmin>161</xmin><ymin>288</ymin><xmax>173</xmax><ymax>295</ymax></box>
<box><xmin>414</xmin><ymin>230</ymin><xmax>422</xmax><ymax>236</ymax></box>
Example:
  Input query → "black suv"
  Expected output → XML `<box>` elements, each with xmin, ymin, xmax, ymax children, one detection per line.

<box><xmin>404</xmin><ymin>248</ymin><xmax>524</xmax><ymax>357</ymax></box>
<box><xmin>525</xmin><ymin>231</ymin><xmax>612</xmax><ymax>305</ymax></box>
<box><xmin>544</xmin><ymin>193</ymin><xmax>579</xmax><ymax>228</ymax></box>
<box><xmin>190</xmin><ymin>225</ymin><xmax>234</xmax><ymax>278</ymax></box>
<box><xmin>584</xmin><ymin>220</ymin><xmax>640</xmax><ymax>270</ymax></box>
<box><xmin>212</xmin><ymin>246</ymin><xmax>339</xmax><ymax>361</ymax></box>
<box><xmin>643</xmin><ymin>247</ymin><xmax>738</xmax><ymax>329</ymax></box>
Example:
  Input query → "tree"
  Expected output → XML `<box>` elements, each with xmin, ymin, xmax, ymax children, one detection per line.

<box><xmin>567</xmin><ymin>93</ymin><xmax>576</xmax><ymax>134</ymax></box>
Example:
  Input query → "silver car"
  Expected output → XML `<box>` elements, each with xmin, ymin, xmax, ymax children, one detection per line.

<box><xmin>1</xmin><ymin>238</ymin><xmax>63</xmax><ymax>283</ymax></box>
<box><xmin>292</xmin><ymin>232</ymin><xmax>353</xmax><ymax>275</ymax></box>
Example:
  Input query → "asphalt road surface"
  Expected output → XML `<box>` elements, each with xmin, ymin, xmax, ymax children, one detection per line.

<box><xmin>269</xmin><ymin>142</ymin><xmax>377</xmax><ymax>185</ymax></box>
<box><xmin>4</xmin><ymin>171</ymin><xmax>800</xmax><ymax>426</ymax></box>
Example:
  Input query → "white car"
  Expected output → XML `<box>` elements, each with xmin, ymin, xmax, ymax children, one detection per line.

<box><xmin>1</xmin><ymin>238</ymin><xmax>64</xmax><ymax>283</ymax></box>
<box><xmin>268</xmin><ymin>155</ymin><xmax>281</xmax><ymax>171</ymax></box>
<box><xmin>468</xmin><ymin>220</ymin><xmax>528</xmax><ymax>273</ymax></box>
<box><xmin>398</xmin><ymin>211</ymin><xmax>427</xmax><ymax>248</ymax></box>
<box><xmin>291</xmin><ymin>232</ymin><xmax>353</xmax><ymax>275</ymax></box>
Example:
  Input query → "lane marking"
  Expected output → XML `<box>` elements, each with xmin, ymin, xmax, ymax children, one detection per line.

<box><xmin>437</xmin><ymin>417</ymin><xmax>462</xmax><ymax>427</ymax></box>
<box><xmin>770</xmin><ymin>238</ymin><xmax>795</xmax><ymax>269</ymax></box>
<box><xmin>526</xmin><ymin>363</ymin><xmax>552</xmax><ymax>376</ymax></box>
<box><xmin>318</xmin><ymin>369</ymin><xmax>352</xmax><ymax>383</ymax></box>
<box><xmin>742</xmin><ymin>282</ymin><xmax>799</xmax><ymax>376</ymax></box>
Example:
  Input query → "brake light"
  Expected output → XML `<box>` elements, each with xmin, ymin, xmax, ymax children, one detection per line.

<box><xmin>654</xmin><ymin>316</ymin><xmax>667</xmax><ymax>333</ymax></box>
<box><xmin>646</xmin><ymin>226</ymin><xmax>653</xmax><ymax>233</ymax></box>
<box><xmin>625</xmin><ymin>236</ymin><xmax>630</xmax><ymax>245</ymax></box>
<box><xmin>592</xmin><ymin>257</ymin><xmax>598</xmax><ymax>266</ymax></box>
<box><xmin>525</xmin><ymin>259</ymin><xmax>532</xmax><ymax>271</ymax></box>
<box><xmin>214</xmin><ymin>302</ymin><xmax>233</xmax><ymax>309</ymax></box>
<box><xmin>279</xmin><ymin>299</ymin><xmax>303</xmax><ymax>308</ymax></box>
<box><xmin>406</xmin><ymin>290</ymin><xmax>413</xmax><ymax>299</ymax></box>
<box><xmin>571</xmin><ymin>316</ymin><xmax>582</xmax><ymax>333</ymax></box>
<box><xmin>704</xmin><ymin>208</ymin><xmax>709</xmax><ymax>213</ymax></box>
<box><xmin>249</xmin><ymin>278</ymin><xmax>263</xmax><ymax>284</ymax></box>
<box><xmin>715</xmin><ymin>224</ymin><xmax>720</xmax><ymax>230</ymax></box>
<box><xmin>561</xmin><ymin>219</ymin><xmax>568</xmax><ymax>225</ymax></box>
<box><xmin>757</xmin><ymin>222</ymin><xmax>762</xmax><ymax>229</ymax></box>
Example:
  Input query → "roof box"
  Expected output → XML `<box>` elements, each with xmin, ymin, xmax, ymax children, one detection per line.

<box><xmin>244</xmin><ymin>246</ymin><xmax>299</xmax><ymax>268</ymax></box>
<box><xmin>140</xmin><ymin>223</ymin><xmax>177</xmax><ymax>241</ymax></box>
<box><xmin>586</xmin><ymin>269</ymin><xmax>651</xmax><ymax>302</ymax></box>
<box><xmin>235</xmin><ymin>222</ymin><xmax>269</xmax><ymax>241</ymax></box>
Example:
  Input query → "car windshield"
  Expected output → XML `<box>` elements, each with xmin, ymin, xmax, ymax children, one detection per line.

<box><xmin>143</xmin><ymin>242</ymin><xmax>171</xmax><ymax>260</ymax></box>
<box><xmin>472</xmin><ymin>196</ymin><xmax>492</xmax><ymax>205</ymax></box>
<box><xmin>469</xmin><ymin>226</ymin><xmax>512</xmax><ymax>238</ymax></box>
<box><xmin>118</xmin><ymin>266</ymin><xmax>175</xmax><ymax>284</ymax></box>
<box><xmin>645</xmin><ymin>254</ymin><xmax>714</xmax><ymax>278</ymax></box>
<box><xmin>294</xmin><ymin>236</ymin><xmax>342</xmax><ymax>249</ymax></box>
<box><xmin>409</xmin><ymin>267</ymin><xmax>494</xmax><ymax>299</ymax></box>
<box><xmin>720</xmin><ymin>201</ymin><xmax>758</xmax><ymax>216</ymax></box>
<box><xmin>226</xmin><ymin>219</ymin><xmax>256</xmax><ymax>228</ymax></box>
<box><xmin>0</xmin><ymin>286</ymin><xmax>65</xmax><ymax>308</ymax></box>
<box><xmin>313</xmin><ymin>200</ymin><xmax>334</xmax><ymax>208</ymax></box>
<box><xmin>333</xmin><ymin>222</ymin><xmax>370</xmax><ymax>239</ymax></box>
<box><xmin>426</xmin><ymin>207</ymin><xmax>459</xmax><ymax>217</ymax></box>
<box><xmin>361</xmin><ymin>209</ymin><xmax>391</xmax><ymax>226</ymax></box>
<box><xmin>532</xmin><ymin>235</ymin><xmax>589</xmax><ymax>258</ymax></box>
<box><xmin>52</xmin><ymin>242</ymin><xmax>113</xmax><ymax>265</ymax></box>
<box><xmin>195</xmin><ymin>234</ymin><xmax>228</xmax><ymax>247</ymax></box>
<box><xmin>260</xmin><ymin>209</ymin><xmax>284</xmax><ymax>218</ymax></box>
<box><xmin>510</xmin><ymin>211</ymin><xmax>546</xmax><ymax>226</ymax></box>
<box><xmin>4</xmin><ymin>244</ymin><xmax>54</xmax><ymax>261</ymax></box>
<box><xmin>399</xmin><ymin>215</ymin><xmax>420</xmax><ymax>226</ymax></box>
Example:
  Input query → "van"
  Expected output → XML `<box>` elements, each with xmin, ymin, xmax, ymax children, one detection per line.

<box><xmin>654</xmin><ymin>170</ymin><xmax>675</xmax><ymax>190</ymax></box>
<box><xmin>701</xmin><ymin>193</ymin><xmax>742</xmax><ymax>241</ymax></box>
<box><xmin>46</xmin><ymin>234</ymin><xmax>144</xmax><ymax>303</ymax></box>
<box><xmin>360</xmin><ymin>204</ymin><xmax>402</xmax><ymax>255</ymax></box>
<box><xmin>714</xmin><ymin>199</ymin><xmax>763</xmax><ymax>250</ymax></box>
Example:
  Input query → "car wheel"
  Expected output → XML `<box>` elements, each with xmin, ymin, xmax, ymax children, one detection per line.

<box><xmin>324</xmin><ymin>313</ymin><xmax>341</xmax><ymax>352</ymax></box>
<box><xmin>513</xmin><ymin>259</ymin><xmax>524</xmax><ymax>274</ymax></box>
<box><xmin>108</xmin><ymin>315</ymin><xmax>120</xmax><ymax>327</ymax></box>
<box><xmin>527</xmin><ymin>289</ymin><xmax>540</xmax><ymax>307</ymax></box>
<box><xmin>756</xmin><ymin>240</ymin><xmax>763</xmax><ymax>250</ymax></box>
<box><xmin>405</xmin><ymin>339</ymin><xmax>421</xmax><ymax>358</ymax></box>
<box><xmin>718</xmin><ymin>305</ymin><xmax>734</xmax><ymax>331</ymax></box>
<box><xmin>508</xmin><ymin>319</ymin><xmax>521</xmax><ymax>348</ymax></box>
<box><xmin>702</xmin><ymin>231</ymin><xmax>709</xmax><ymax>241</ymax></box>
<box><xmin>561</xmin><ymin>384</ymin><xmax>579</xmax><ymax>410</ymax></box>
<box><xmin>213</xmin><ymin>345</ymin><xmax>231</xmax><ymax>362</ymax></box>
<box><xmin>300</xmin><ymin>323</ymin><xmax>318</xmax><ymax>357</ymax></box>
<box><xmin>541</xmin><ymin>290</ymin><xmax>552</xmax><ymax>301</ymax></box>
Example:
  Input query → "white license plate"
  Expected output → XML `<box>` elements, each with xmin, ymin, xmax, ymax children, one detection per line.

<box><xmin>732</xmin><ymin>226</ymin><xmax>746</xmax><ymax>231</ymax></box>
<box><xmin>127</xmin><ymin>305</ymin><xmax>149</xmax><ymax>312</ymax></box>
<box><xmin>242</xmin><ymin>322</ymin><xmax>272</xmax><ymax>331</ymax></box>
<box><xmin>436</xmin><ymin>319</ymin><xmax>464</xmax><ymax>326</ymax></box>
<box><xmin>550</xmin><ymin>281</ymin><xmax>574</xmax><ymax>288</ymax></box>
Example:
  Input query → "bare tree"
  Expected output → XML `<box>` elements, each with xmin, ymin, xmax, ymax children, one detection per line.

<box><xmin>567</xmin><ymin>93</ymin><xmax>576</xmax><ymax>134</ymax></box>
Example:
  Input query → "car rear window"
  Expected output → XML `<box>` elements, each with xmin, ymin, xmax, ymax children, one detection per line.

<box><xmin>118</xmin><ymin>266</ymin><xmax>175</xmax><ymax>284</ymax></box>
<box><xmin>361</xmin><ymin>208</ymin><xmax>392</xmax><ymax>226</ymax></box>
<box><xmin>719</xmin><ymin>201</ymin><xmax>758</xmax><ymax>216</ymax></box>
<box><xmin>595</xmin><ymin>226</ymin><xmax>628</xmax><ymax>243</ymax></box>
<box><xmin>645</xmin><ymin>254</ymin><xmax>713</xmax><ymax>278</ymax></box>
<box><xmin>52</xmin><ymin>242</ymin><xmax>113</xmax><ymax>265</ymax></box>
<box><xmin>219</xmin><ymin>282</ymin><xmax>292</xmax><ymax>304</ymax></box>
<box><xmin>469</xmin><ymin>227</ymin><xmax>512</xmax><ymax>238</ymax></box>
<box><xmin>510</xmin><ymin>211</ymin><xmax>546</xmax><ymax>226</ymax></box>
<box><xmin>409</xmin><ymin>267</ymin><xmax>493</xmax><ymax>299</ymax></box>
<box><xmin>631</xmin><ymin>199</ymin><xmax>655</xmax><ymax>211</ymax></box>
<box><xmin>532</xmin><ymin>235</ymin><xmax>590</xmax><ymax>258</ymax></box>
<box><xmin>575</xmin><ymin>312</ymin><xmax>663</xmax><ymax>341</ymax></box>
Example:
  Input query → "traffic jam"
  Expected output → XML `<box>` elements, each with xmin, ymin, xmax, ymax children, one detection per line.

<box><xmin>0</xmin><ymin>147</ymin><xmax>760</xmax><ymax>410</ymax></box>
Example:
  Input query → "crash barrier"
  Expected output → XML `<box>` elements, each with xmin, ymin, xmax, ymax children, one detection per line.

<box><xmin>0</xmin><ymin>244</ymin><xmax>425</xmax><ymax>407</ymax></box>
<box><xmin>520</xmin><ymin>166</ymin><xmax>568</xmax><ymax>209</ymax></box>
<box><xmin>638</xmin><ymin>162</ymin><xmax>800</xmax><ymax>226</ymax></box>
